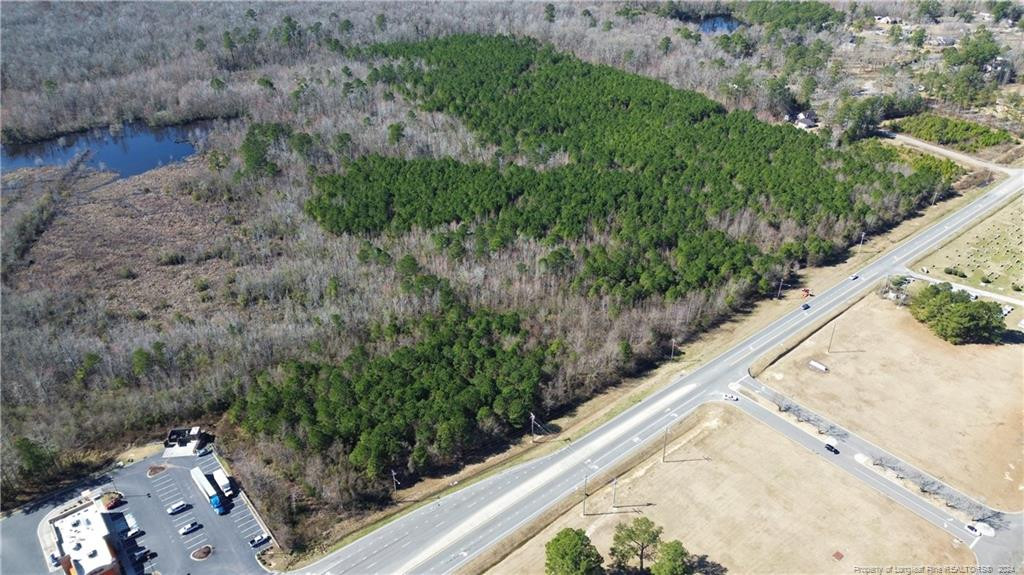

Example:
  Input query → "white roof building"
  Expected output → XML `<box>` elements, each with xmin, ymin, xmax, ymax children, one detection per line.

<box><xmin>51</xmin><ymin>499</ymin><xmax>119</xmax><ymax>575</ymax></box>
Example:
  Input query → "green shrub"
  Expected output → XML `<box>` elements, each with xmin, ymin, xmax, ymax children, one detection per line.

<box><xmin>156</xmin><ymin>251</ymin><xmax>186</xmax><ymax>266</ymax></box>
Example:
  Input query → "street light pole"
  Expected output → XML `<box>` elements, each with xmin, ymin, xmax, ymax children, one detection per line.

<box><xmin>582</xmin><ymin>475</ymin><xmax>588</xmax><ymax>517</ymax></box>
<box><xmin>612</xmin><ymin>478</ymin><xmax>619</xmax><ymax>508</ymax></box>
<box><xmin>859</xmin><ymin>231</ymin><xmax>866</xmax><ymax>251</ymax></box>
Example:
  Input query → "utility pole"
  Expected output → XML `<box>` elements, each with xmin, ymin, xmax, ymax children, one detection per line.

<box><xmin>776</xmin><ymin>264</ymin><xmax>789</xmax><ymax>300</ymax></box>
<box><xmin>612</xmin><ymin>478</ymin><xmax>619</xmax><ymax>508</ymax></box>
<box><xmin>530</xmin><ymin>412</ymin><xmax>537</xmax><ymax>443</ymax></box>
<box><xmin>391</xmin><ymin>470</ymin><xmax>400</xmax><ymax>494</ymax></box>
<box><xmin>662</xmin><ymin>425</ymin><xmax>669</xmax><ymax>462</ymax></box>
<box><xmin>582</xmin><ymin>475</ymin><xmax>588</xmax><ymax>517</ymax></box>
<box><xmin>827</xmin><ymin>321</ymin><xmax>838</xmax><ymax>353</ymax></box>
<box><xmin>859</xmin><ymin>231</ymin><xmax>866</xmax><ymax>251</ymax></box>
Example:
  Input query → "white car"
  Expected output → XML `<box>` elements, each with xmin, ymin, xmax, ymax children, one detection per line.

<box><xmin>249</xmin><ymin>533</ymin><xmax>270</xmax><ymax>548</ymax></box>
<box><xmin>166</xmin><ymin>501</ymin><xmax>188</xmax><ymax>515</ymax></box>
<box><xmin>848</xmin><ymin>274</ymin><xmax>858</xmax><ymax>280</ymax></box>
<box><xmin>722</xmin><ymin>393</ymin><xmax>739</xmax><ymax>402</ymax></box>
<box><xmin>179</xmin><ymin>521</ymin><xmax>200</xmax><ymax>536</ymax></box>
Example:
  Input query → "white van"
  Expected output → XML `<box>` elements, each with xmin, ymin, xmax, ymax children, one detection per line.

<box><xmin>166</xmin><ymin>501</ymin><xmax>188</xmax><ymax>515</ymax></box>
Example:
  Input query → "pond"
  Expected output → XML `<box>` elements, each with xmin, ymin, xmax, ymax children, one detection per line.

<box><xmin>699</xmin><ymin>15</ymin><xmax>743</xmax><ymax>34</ymax></box>
<box><xmin>0</xmin><ymin>121</ymin><xmax>216</xmax><ymax>178</ymax></box>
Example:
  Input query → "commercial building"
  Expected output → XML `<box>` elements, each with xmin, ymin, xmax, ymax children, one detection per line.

<box><xmin>50</xmin><ymin>496</ymin><xmax>120</xmax><ymax>575</ymax></box>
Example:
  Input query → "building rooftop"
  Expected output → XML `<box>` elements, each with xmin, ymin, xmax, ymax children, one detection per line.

<box><xmin>52</xmin><ymin>499</ymin><xmax>116</xmax><ymax>575</ymax></box>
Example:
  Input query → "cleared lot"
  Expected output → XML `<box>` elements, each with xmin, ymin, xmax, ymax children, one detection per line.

<box><xmin>489</xmin><ymin>404</ymin><xmax>973</xmax><ymax>574</ymax></box>
<box><xmin>762</xmin><ymin>294</ymin><xmax>1024</xmax><ymax>510</ymax></box>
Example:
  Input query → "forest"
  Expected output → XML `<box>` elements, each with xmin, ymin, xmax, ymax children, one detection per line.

<box><xmin>266</xmin><ymin>34</ymin><xmax>963</xmax><ymax>482</ymax></box>
<box><xmin>892</xmin><ymin>112</ymin><xmax>1018</xmax><ymax>152</ymax></box>
<box><xmin>0</xmin><ymin>1</ymin><xmax>997</xmax><ymax>558</ymax></box>
<box><xmin>231</xmin><ymin>270</ymin><xmax>547</xmax><ymax>480</ymax></box>
<box><xmin>309</xmin><ymin>35</ymin><xmax>960</xmax><ymax>301</ymax></box>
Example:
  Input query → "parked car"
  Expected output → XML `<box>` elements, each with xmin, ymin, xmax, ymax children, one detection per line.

<box><xmin>122</xmin><ymin>528</ymin><xmax>142</xmax><ymax>540</ymax></box>
<box><xmin>166</xmin><ymin>501</ymin><xmax>188</xmax><ymax>515</ymax></box>
<box><xmin>195</xmin><ymin>445</ymin><xmax>212</xmax><ymax>457</ymax></box>
<box><xmin>49</xmin><ymin>553</ymin><xmax>60</xmax><ymax>567</ymax></box>
<box><xmin>132</xmin><ymin>549</ymin><xmax>151</xmax><ymax>563</ymax></box>
<box><xmin>179</xmin><ymin>521</ymin><xmax>201</xmax><ymax>536</ymax></box>
<box><xmin>249</xmin><ymin>533</ymin><xmax>270</xmax><ymax>548</ymax></box>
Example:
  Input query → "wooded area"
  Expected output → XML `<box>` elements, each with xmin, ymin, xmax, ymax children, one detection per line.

<box><xmin>0</xmin><ymin>2</ymin><xmax>997</xmax><ymax>557</ymax></box>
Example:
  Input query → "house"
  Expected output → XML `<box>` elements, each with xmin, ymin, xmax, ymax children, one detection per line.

<box><xmin>794</xmin><ymin>110</ymin><xmax>818</xmax><ymax>129</ymax></box>
<box><xmin>795</xmin><ymin>117</ymin><xmax>817</xmax><ymax>129</ymax></box>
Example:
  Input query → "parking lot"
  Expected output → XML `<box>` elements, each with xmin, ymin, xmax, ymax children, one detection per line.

<box><xmin>0</xmin><ymin>449</ymin><xmax>270</xmax><ymax>575</ymax></box>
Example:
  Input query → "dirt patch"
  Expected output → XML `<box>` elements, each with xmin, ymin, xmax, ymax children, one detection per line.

<box><xmin>489</xmin><ymin>404</ymin><xmax>974</xmax><ymax>574</ymax></box>
<box><xmin>147</xmin><ymin>465</ymin><xmax>167</xmax><ymax>478</ymax></box>
<box><xmin>10</xmin><ymin>158</ymin><xmax>244</xmax><ymax>320</ymax></box>
<box><xmin>762</xmin><ymin>295</ymin><xmax>1024</xmax><ymax>510</ymax></box>
<box><xmin>915</xmin><ymin>198</ymin><xmax>1024</xmax><ymax>294</ymax></box>
<box><xmin>116</xmin><ymin>443</ymin><xmax>163</xmax><ymax>464</ymax></box>
<box><xmin>191</xmin><ymin>544</ymin><xmax>213</xmax><ymax>560</ymax></box>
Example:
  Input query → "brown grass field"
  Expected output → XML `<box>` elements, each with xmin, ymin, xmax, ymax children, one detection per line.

<box><xmin>489</xmin><ymin>404</ymin><xmax>975</xmax><ymax>574</ymax></box>
<box><xmin>762</xmin><ymin>295</ymin><xmax>1024</xmax><ymax>511</ymax></box>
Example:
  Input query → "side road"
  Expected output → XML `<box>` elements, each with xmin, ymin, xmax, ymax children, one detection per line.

<box><xmin>291</xmin><ymin>152</ymin><xmax>1023</xmax><ymax>574</ymax></box>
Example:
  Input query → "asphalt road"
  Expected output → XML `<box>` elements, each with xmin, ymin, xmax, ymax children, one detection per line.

<box><xmin>294</xmin><ymin>158</ymin><xmax>1023</xmax><ymax>573</ymax></box>
<box><xmin>0</xmin><ymin>451</ymin><xmax>266</xmax><ymax>575</ymax></box>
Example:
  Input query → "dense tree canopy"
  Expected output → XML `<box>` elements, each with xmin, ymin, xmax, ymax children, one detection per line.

<box><xmin>232</xmin><ymin>273</ymin><xmax>547</xmax><ymax>479</ymax></box>
<box><xmin>309</xmin><ymin>35</ymin><xmax>959</xmax><ymax>304</ymax></box>
<box><xmin>910</xmin><ymin>282</ymin><xmax>1005</xmax><ymax>344</ymax></box>
<box><xmin>891</xmin><ymin>113</ymin><xmax>1017</xmax><ymax>152</ymax></box>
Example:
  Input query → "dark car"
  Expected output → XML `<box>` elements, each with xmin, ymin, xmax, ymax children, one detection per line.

<box><xmin>825</xmin><ymin>444</ymin><xmax>839</xmax><ymax>455</ymax></box>
<box><xmin>801</xmin><ymin>303</ymin><xmax>811</xmax><ymax>310</ymax></box>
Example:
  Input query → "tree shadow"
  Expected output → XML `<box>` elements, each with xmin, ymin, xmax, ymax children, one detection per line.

<box><xmin>687</xmin><ymin>554</ymin><xmax>729</xmax><ymax>575</ymax></box>
<box><xmin>13</xmin><ymin>472</ymin><xmax>115</xmax><ymax>517</ymax></box>
<box><xmin>1000</xmin><ymin>329</ymin><xmax>1024</xmax><ymax>345</ymax></box>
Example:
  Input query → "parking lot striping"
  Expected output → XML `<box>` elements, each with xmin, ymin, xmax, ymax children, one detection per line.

<box><xmin>183</xmin><ymin>533</ymin><xmax>205</xmax><ymax>545</ymax></box>
<box><xmin>156</xmin><ymin>484</ymin><xmax>179</xmax><ymax>494</ymax></box>
<box><xmin>187</xmin><ymin>538</ymin><xmax>210</xmax><ymax>550</ymax></box>
<box><xmin>173</xmin><ymin>515</ymin><xmax>197</xmax><ymax>527</ymax></box>
<box><xmin>236</xmin><ymin>517</ymin><xmax>258</xmax><ymax>531</ymax></box>
<box><xmin>233</xmin><ymin>512</ymin><xmax>253</xmax><ymax>522</ymax></box>
<box><xmin>152</xmin><ymin>474</ymin><xmax>174</xmax><ymax>484</ymax></box>
<box><xmin>242</xmin><ymin>527</ymin><xmax>265</xmax><ymax>539</ymax></box>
